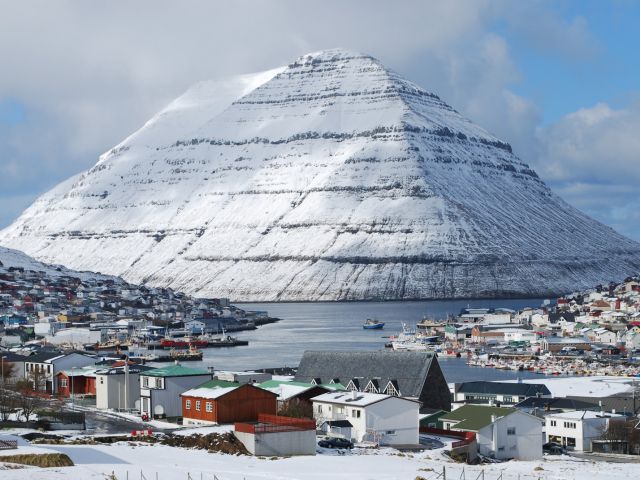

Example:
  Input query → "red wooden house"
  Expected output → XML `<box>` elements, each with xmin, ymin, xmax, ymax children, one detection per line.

<box><xmin>56</xmin><ymin>367</ymin><xmax>98</xmax><ymax>397</ymax></box>
<box><xmin>181</xmin><ymin>381</ymin><xmax>277</xmax><ymax>425</ymax></box>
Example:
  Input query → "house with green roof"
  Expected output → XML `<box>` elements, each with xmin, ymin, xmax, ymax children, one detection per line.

<box><xmin>140</xmin><ymin>364</ymin><xmax>212</xmax><ymax>419</ymax></box>
<box><xmin>441</xmin><ymin>405</ymin><xmax>542</xmax><ymax>460</ymax></box>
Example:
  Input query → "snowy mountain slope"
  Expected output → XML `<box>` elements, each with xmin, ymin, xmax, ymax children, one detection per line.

<box><xmin>0</xmin><ymin>245</ymin><xmax>113</xmax><ymax>280</ymax></box>
<box><xmin>1</xmin><ymin>49</ymin><xmax>639</xmax><ymax>300</ymax></box>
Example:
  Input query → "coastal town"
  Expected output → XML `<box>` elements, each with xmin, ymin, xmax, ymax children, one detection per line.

<box><xmin>1</xmin><ymin>257</ymin><xmax>640</xmax><ymax>478</ymax></box>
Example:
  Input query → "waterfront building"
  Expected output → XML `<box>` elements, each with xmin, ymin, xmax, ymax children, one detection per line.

<box><xmin>544</xmin><ymin>410</ymin><xmax>623</xmax><ymax>451</ymax></box>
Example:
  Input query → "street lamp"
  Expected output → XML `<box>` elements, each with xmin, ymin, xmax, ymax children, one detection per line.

<box><xmin>71</xmin><ymin>366</ymin><xmax>75</xmax><ymax>409</ymax></box>
<box><xmin>1</xmin><ymin>356</ymin><xmax>6</xmax><ymax>388</ymax></box>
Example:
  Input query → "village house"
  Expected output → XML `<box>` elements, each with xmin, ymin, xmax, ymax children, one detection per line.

<box><xmin>24</xmin><ymin>351</ymin><xmax>97</xmax><ymax>393</ymax></box>
<box><xmin>312</xmin><ymin>390</ymin><xmax>420</xmax><ymax>445</ymax></box>
<box><xmin>258</xmin><ymin>379</ymin><xmax>334</xmax><ymax>414</ymax></box>
<box><xmin>545</xmin><ymin>410</ymin><xmax>623</xmax><ymax>451</ymax></box>
<box><xmin>181</xmin><ymin>380</ymin><xmax>277</xmax><ymax>425</ymax></box>
<box><xmin>295</xmin><ymin>350</ymin><xmax>451</xmax><ymax>411</ymax></box>
<box><xmin>452</xmin><ymin>381</ymin><xmax>551</xmax><ymax>407</ymax></box>
<box><xmin>96</xmin><ymin>363</ymin><xmax>154</xmax><ymax>411</ymax></box>
<box><xmin>55</xmin><ymin>365</ymin><xmax>101</xmax><ymax>397</ymax></box>
<box><xmin>441</xmin><ymin>405</ymin><xmax>542</xmax><ymax>460</ymax></box>
<box><xmin>515</xmin><ymin>397</ymin><xmax>599</xmax><ymax>417</ymax></box>
<box><xmin>139</xmin><ymin>364</ymin><xmax>212</xmax><ymax>419</ymax></box>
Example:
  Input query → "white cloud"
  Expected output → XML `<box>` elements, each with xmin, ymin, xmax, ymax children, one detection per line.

<box><xmin>532</xmin><ymin>102</ymin><xmax>640</xmax><ymax>240</ymax></box>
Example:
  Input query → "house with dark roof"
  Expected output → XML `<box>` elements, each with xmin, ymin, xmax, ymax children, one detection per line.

<box><xmin>23</xmin><ymin>350</ymin><xmax>97</xmax><ymax>394</ymax></box>
<box><xmin>139</xmin><ymin>364</ymin><xmax>212</xmax><ymax>419</ymax></box>
<box><xmin>452</xmin><ymin>381</ymin><xmax>551</xmax><ymax>407</ymax></box>
<box><xmin>515</xmin><ymin>397</ymin><xmax>598</xmax><ymax>416</ymax></box>
<box><xmin>295</xmin><ymin>350</ymin><xmax>451</xmax><ymax>411</ymax></box>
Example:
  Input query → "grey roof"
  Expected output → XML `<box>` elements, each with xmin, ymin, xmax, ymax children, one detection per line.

<box><xmin>295</xmin><ymin>350</ymin><xmax>436</xmax><ymax>399</ymax></box>
<box><xmin>457</xmin><ymin>381</ymin><xmax>551</xmax><ymax>397</ymax></box>
<box><xmin>515</xmin><ymin>397</ymin><xmax>598</xmax><ymax>411</ymax></box>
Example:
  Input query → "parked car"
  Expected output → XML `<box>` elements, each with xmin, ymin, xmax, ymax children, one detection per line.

<box><xmin>543</xmin><ymin>442</ymin><xmax>566</xmax><ymax>455</ymax></box>
<box><xmin>318</xmin><ymin>437</ymin><xmax>354</xmax><ymax>449</ymax></box>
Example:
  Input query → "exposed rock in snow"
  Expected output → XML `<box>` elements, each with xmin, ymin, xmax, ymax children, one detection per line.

<box><xmin>1</xmin><ymin>49</ymin><xmax>639</xmax><ymax>300</ymax></box>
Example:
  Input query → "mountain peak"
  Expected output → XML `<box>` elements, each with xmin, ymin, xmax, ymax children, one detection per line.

<box><xmin>1</xmin><ymin>50</ymin><xmax>639</xmax><ymax>300</ymax></box>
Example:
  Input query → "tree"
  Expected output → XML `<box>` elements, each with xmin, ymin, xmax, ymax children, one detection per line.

<box><xmin>0</xmin><ymin>388</ymin><xmax>17</xmax><ymax>422</ymax></box>
<box><xmin>278</xmin><ymin>398</ymin><xmax>313</xmax><ymax>419</ymax></box>
<box><xmin>1</xmin><ymin>361</ymin><xmax>17</xmax><ymax>385</ymax></box>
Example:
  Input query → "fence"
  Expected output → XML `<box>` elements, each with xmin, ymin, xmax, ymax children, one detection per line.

<box><xmin>0</xmin><ymin>439</ymin><xmax>18</xmax><ymax>450</ymax></box>
<box><xmin>235</xmin><ymin>414</ymin><xmax>316</xmax><ymax>434</ymax></box>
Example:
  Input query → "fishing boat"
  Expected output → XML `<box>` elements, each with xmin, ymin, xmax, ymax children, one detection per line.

<box><xmin>159</xmin><ymin>337</ymin><xmax>209</xmax><ymax>349</ymax></box>
<box><xmin>155</xmin><ymin>345</ymin><xmax>204</xmax><ymax>362</ymax></box>
<box><xmin>363</xmin><ymin>318</ymin><xmax>385</xmax><ymax>330</ymax></box>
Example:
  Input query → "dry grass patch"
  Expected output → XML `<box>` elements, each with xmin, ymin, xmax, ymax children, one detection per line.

<box><xmin>0</xmin><ymin>453</ymin><xmax>74</xmax><ymax>467</ymax></box>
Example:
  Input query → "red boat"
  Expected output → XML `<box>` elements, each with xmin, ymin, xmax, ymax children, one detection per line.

<box><xmin>159</xmin><ymin>337</ymin><xmax>208</xmax><ymax>349</ymax></box>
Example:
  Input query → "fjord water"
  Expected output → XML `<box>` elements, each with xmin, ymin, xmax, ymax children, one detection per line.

<box><xmin>197</xmin><ymin>298</ymin><xmax>546</xmax><ymax>383</ymax></box>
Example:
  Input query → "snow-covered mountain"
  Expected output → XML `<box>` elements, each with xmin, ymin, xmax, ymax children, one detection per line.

<box><xmin>2</xmin><ymin>49</ymin><xmax>639</xmax><ymax>300</ymax></box>
<box><xmin>0</xmin><ymin>245</ymin><xmax>113</xmax><ymax>280</ymax></box>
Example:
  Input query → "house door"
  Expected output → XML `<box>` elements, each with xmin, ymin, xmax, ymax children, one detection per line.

<box><xmin>141</xmin><ymin>397</ymin><xmax>150</xmax><ymax>415</ymax></box>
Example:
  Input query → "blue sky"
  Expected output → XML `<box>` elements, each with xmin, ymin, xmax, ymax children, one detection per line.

<box><xmin>0</xmin><ymin>0</ymin><xmax>639</xmax><ymax>241</ymax></box>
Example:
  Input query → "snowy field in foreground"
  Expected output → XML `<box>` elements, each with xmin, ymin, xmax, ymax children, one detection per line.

<box><xmin>502</xmin><ymin>375</ymin><xmax>637</xmax><ymax>397</ymax></box>
<box><xmin>1</xmin><ymin>440</ymin><xmax>640</xmax><ymax>480</ymax></box>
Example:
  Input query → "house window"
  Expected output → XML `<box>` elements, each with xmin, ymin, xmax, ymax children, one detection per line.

<box><xmin>385</xmin><ymin>382</ymin><xmax>399</xmax><ymax>396</ymax></box>
<box><xmin>563</xmin><ymin>422</ymin><xmax>576</xmax><ymax>429</ymax></box>
<box><xmin>142</xmin><ymin>377</ymin><xmax>149</xmax><ymax>388</ymax></box>
<box><xmin>185</xmin><ymin>400</ymin><xmax>191</xmax><ymax>410</ymax></box>
<box><xmin>498</xmin><ymin>447</ymin><xmax>505</xmax><ymax>452</ymax></box>
<box><xmin>317</xmin><ymin>405</ymin><xmax>322</xmax><ymax>413</ymax></box>
<box><xmin>195</xmin><ymin>400</ymin><xmax>201</xmax><ymax>411</ymax></box>
<box><xmin>566</xmin><ymin>437</ymin><xmax>576</xmax><ymax>447</ymax></box>
<box><xmin>155</xmin><ymin>378</ymin><xmax>162</xmax><ymax>389</ymax></box>
<box><xmin>206</xmin><ymin>402</ymin><xmax>213</xmax><ymax>413</ymax></box>
<box><xmin>364</xmin><ymin>381</ymin><xmax>378</xmax><ymax>393</ymax></box>
<box><xmin>550</xmin><ymin>420</ymin><xmax>556</xmax><ymax>427</ymax></box>
<box><xmin>100</xmin><ymin>378</ymin><xmax>104</xmax><ymax>384</ymax></box>
<box><xmin>507</xmin><ymin>427</ymin><xmax>516</xmax><ymax>435</ymax></box>
<box><xmin>385</xmin><ymin>430</ymin><xmax>396</xmax><ymax>435</ymax></box>
<box><xmin>351</xmin><ymin>409</ymin><xmax>361</xmax><ymax>418</ymax></box>
<box><xmin>60</xmin><ymin>378</ymin><xmax>68</xmax><ymax>388</ymax></box>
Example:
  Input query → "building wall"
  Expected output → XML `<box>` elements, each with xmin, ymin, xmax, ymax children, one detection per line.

<box><xmin>545</xmin><ymin>416</ymin><xmax>610</xmax><ymax>452</ymax></box>
<box><xmin>182</xmin><ymin>385</ymin><xmax>277</xmax><ymax>424</ymax></box>
<box><xmin>476</xmin><ymin>412</ymin><xmax>542</xmax><ymax>460</ymax></box>
<box><xmin>234</xmin><ymin>430</ymin><xmax>316</xmax><ymax>456</ymax></box>
<box><xmin>314</xmin><ymin>397</ymin><xmax>419</xmax><ymax>445</ymax></box>
<box><xmin>96</xmin><ymin>373</ymin><xmax>141</xmax><ymax>410</ymax></box>
<box><xmin>366</xmin><ymin>397</ymin><xmax>419</xmax><ymax>445</ymax></box>
<box><xmin>140</xmin><ymin>374</ymin><xmax>211</xmax><ymax>418</ymax></box>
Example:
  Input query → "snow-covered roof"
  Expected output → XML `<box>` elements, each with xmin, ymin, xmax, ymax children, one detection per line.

<box><xmin>181</xmin><ymin>386</ymin><xmax>238</xmax><ymax>399</ymax></box>
<box><xmin>311</xmin><ymin>390</ymin><xmax>417</xmax><ymax>407</ymax></box>
<box><xmin>545</xmin><ymin>410</ymin><xmax>623</xmax><ymax>420</ymax></box>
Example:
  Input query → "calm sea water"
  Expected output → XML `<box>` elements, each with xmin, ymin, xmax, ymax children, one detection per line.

<box><xmin>177</xmin><ymin>298</ymin><xmax>547</xmax><ymax>383</ymax></box>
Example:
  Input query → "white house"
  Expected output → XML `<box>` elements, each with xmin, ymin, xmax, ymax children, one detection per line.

<box><xmin>441</xmin><ymin>405</ymin><xmax>542</xmax><ymax>461</ymax></box>
<box><xmin>96</xmin><ymin>364</ymin><xmax>153</xmax><ymax>411</ymax></box>
<box><xmin>312</xmin><ymin>390</ymin><xmax>419</xmax><ymax>446</ymax></box>
<box><xmin>545</xmin><ymin>411</ymin><xmax>623</xmax><ymax>451</ymax></box>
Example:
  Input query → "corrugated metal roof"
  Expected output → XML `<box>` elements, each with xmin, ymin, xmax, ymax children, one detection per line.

<box><xmin>143</xmin><ymin>364</ymin><xmax>210</xmax><ymax>377</ymax></box>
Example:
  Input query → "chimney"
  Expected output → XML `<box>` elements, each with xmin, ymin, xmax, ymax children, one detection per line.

<box><xmin>352</xmin><ymin>390</ymin><xmax>357</xmax><ymax>400</ymax></box>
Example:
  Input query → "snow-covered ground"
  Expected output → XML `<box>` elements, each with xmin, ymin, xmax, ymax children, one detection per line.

<box><xmin>503</xmin><ymin>376</ymin><xmax>636</xmax><ymax>397</ymax></box>
<box><xmin>1</xmin><ymin>438</ymin><xmax>639</xmax><ymax>480</ymax></box>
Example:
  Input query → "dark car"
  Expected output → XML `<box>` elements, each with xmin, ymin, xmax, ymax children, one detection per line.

<box><xmin>318</xmin><ymin>437</ymin><xmax>354</xmax><ymax>449</ymax></box>
<box><xmin>543</xmin><ymin>442</ymin><xmax>566</xmax><ymax>455</ymax></box>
